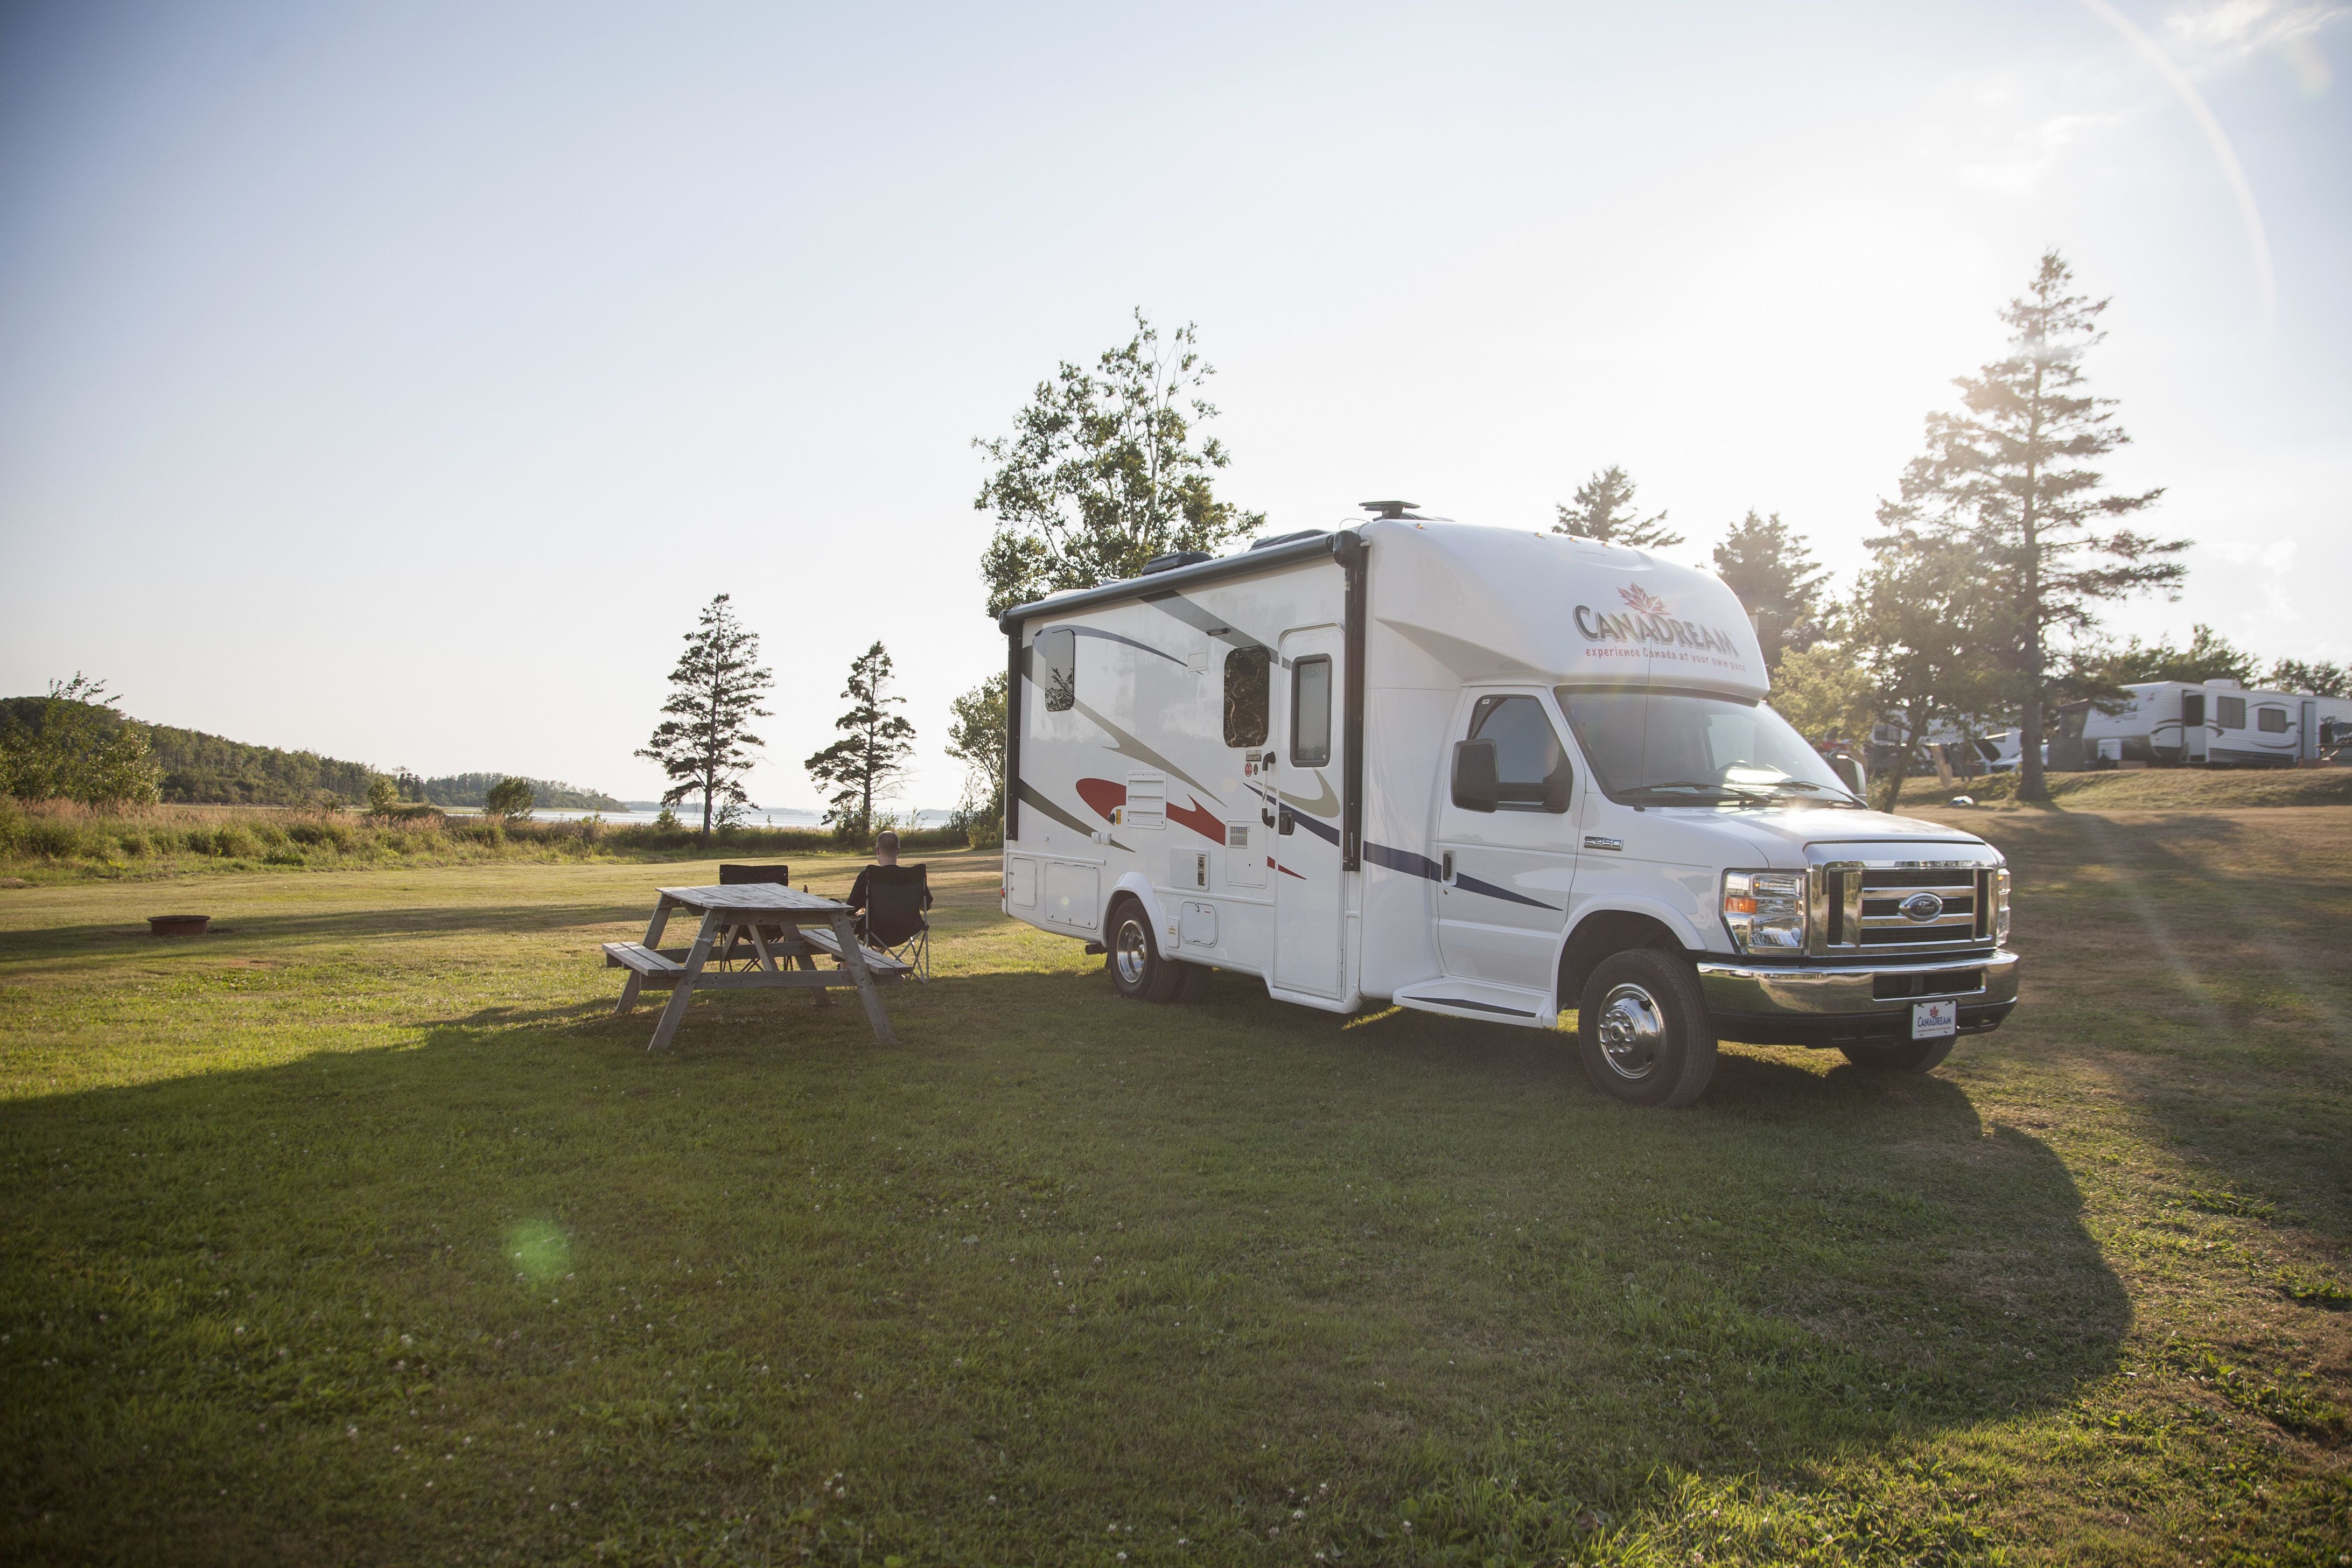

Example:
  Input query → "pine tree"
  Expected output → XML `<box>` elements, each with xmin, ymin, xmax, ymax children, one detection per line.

<box><xmin>806</xmin><ymin>642</ymin><xmax>916</xmax><ymax>839</ymax></box>
<box><xmin>1550</xmin><ymin>466</ymin><xmax>1684</xmax><ymax>550</ymax></box>
<box><xmin>636</xmin><ymin>595</ymin><xmax>774</xmax><ymax>837</ymax></box>
<box><xmin>1711</xmin><ymin>510</ymin><xmax>1828</xmax><ymax>673</ymax></box>
<box><xmin>1898</xmin><ymin>251</ymin><xmax>2184</xmax><ymax>802</ymax></box>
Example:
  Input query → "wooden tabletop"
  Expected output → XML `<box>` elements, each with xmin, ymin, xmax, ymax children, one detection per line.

<box><xmin>655</xmin><ymin>884</ymin><xmax>851</xmax><ymax>914</ymax></box>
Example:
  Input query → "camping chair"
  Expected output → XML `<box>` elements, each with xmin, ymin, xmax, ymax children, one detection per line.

<box><xmin>716</xmin><ymin>863</ymin><xmax>790</xmax><ymax>968</ymax></box>
<box><xmin>857</xmin><ymin>863</ymin><xmax>932</xmax><ymax>982</ymax></box>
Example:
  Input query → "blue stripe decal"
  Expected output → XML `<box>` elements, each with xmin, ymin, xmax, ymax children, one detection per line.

<box><xmin>1286</xmin><ymin>810</ymin><xmax>1341</xmax><ymax>847</ymax></box>
<box><xmin>1365</xmin><ymin>841</ymin><xmax>1443</xmax><ymax>879</ymax></box>
<box><xmin>1364</xmin><ymin>837</ymin><xmax>1562</xmax><ymax>913</ymax></box>
<box><xmin>1454</xmin><ymin>872</ymin><xmax>1560</xmax><ymax>911</ymax></box>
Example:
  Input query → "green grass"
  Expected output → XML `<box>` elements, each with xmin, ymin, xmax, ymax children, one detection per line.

<box><xmin>2</xmin><ymin>822</ymin><xmax>2348</xmax><ymax>1565</ymax></box>
<box><xmin>1895</xmin><ymin>766</ymin><xmax>2352</xmax><ymax>812</ymax></box>
<box><xmin>0</xmin><ymin>800</ymin><xmax>972</xmax><ymax>886</ymax></box>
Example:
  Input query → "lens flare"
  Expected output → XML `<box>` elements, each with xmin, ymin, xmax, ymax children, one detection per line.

<box><xmin>505</xmin><ymin>1220</ymin><xmax>571</xmax><ymax>1284</ymax></box>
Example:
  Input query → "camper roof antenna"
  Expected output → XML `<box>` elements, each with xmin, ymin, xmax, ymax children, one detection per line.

<box><xmin>1360</xmin><ymin>500</ymin><xmax>1420</xmax><ymax>520</ymax></box>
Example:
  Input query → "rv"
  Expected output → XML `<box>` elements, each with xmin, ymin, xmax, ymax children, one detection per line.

<box><xmin>2050</xmin><ymin>680</ymin><xmax>2352</xmax><ymax>769</ymax></box>
<box><xmin>996</xmin><ymin>511</ymin><xmax>2018</xmax><ymax>1108</ymax></box>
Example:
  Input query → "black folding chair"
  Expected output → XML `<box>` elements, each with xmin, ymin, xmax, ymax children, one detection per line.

<box><xmin>716</xmin><ymin>864</ymin><xmax>792</xmax><ymax>967</ymax></box>
<box><xmin>857</xmin><ymin>863</ymin><xmax>931</xmax><ymax>982</ymax></box>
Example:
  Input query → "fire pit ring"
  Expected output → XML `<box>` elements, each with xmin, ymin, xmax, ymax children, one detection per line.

<box><xmin>147</xmin><ymin>914</ymin><xmax>212</xmax><ymax>937</ymax></box>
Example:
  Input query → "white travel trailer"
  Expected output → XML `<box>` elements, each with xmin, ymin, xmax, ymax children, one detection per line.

<box><xmin>2050</xmin><ymin>680</ymin><xmax>2352</xmax><ymax>769</ymax></box>
<box><xmin>996</xmin><ymin>510</ymin><xmax>2019</xmax><ymax>1108</ymax></box>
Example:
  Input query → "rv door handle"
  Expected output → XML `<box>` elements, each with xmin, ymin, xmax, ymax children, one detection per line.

<box><xmin>1277</xmin><ymin>807</ymin><xmax>1296</xmax><ymax>836</ymax></box>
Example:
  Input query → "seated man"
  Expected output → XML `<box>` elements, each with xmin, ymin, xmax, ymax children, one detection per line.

<box><xmin>848</xmin><ymin>829</ymin><xmax>933</xmax><ymax>920</ymax></box>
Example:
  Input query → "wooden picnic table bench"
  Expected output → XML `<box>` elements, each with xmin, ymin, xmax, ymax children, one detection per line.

<box><xmin>602</xmin><ymin>884</ymin><xmax>901</xmax><ymax>1050</ymax></box>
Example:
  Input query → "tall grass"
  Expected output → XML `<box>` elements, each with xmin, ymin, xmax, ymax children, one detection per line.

<box><xmin>0</xmin><ymin>799</ymin><xmax>969</xmax><ymax>880</ymax></box>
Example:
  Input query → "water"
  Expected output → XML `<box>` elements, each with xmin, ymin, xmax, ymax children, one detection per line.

<box><xmin>512</xmin><ymin>807</ymin><xmax>956</xmax><ymax>828</ymax></box>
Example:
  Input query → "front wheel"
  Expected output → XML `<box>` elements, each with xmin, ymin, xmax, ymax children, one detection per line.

<box><xmin>1105</xmin><ymin>899</ymin><xmax>1192</xmax><ymax>1003</ymax></box>
<box><xmin>1838</xmin><ymin>1037</ymin><xmax>1955</xmax><ymax>1073</ymax></box>
<box><xmin>1577</xmin><ymin>949</ymin><xmax>1717</xmax><ymax>1108</ymax></box>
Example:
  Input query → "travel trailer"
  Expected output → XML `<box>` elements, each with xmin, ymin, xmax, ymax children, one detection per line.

<box><xmin>2049</xmin><ymin>681</ymin><xmax>2352</xmax><ymax>769</ymax></box>
<box><xmin>995</xmin><ymin>509</ymin><xmax>2019</xmax><ymax>1108</ymax></box>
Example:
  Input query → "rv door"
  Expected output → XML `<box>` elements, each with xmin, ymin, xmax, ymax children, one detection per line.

<box><xmin>2181</xmin><ymin>691</ymin><xmax>2209</xmax><ymax>763</ymax></box>
<box><xmin>1271</xmin><ymin>626</ymin><xmax>1347</xmax><ymax>997</ymax></box>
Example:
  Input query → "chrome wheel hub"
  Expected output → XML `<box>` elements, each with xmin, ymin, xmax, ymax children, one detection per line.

<box><xmin>1596</xmin><ymin>983</ymin><xmax>1667</xmax><ymax>1080</ymax></box>
<box><xmin>1115</xmin><ymin>920</ymin><xmax>1150</xmax><ymax>987</ymax></box>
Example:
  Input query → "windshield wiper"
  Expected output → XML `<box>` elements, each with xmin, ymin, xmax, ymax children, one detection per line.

<box><xmin>1754</xmin><ymin>779</ymin><xmax>1866</xmax><ymax>805</ymax></box>
<box><xmin>1621</xmin><ymin>781</ymin><xmax>1750</xmax><ymax>802</ymax></box>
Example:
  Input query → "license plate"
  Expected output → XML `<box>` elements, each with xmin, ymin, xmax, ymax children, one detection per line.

<box><xmin>1912</xmin><ymin>999</ymin><xmax>1957</xmax><ymax>1039</ymax></box>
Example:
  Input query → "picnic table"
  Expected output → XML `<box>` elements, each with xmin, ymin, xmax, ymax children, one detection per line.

<box><xmin>603</xmin><ymin>884</ymin><xmax>907</xmax><ymax>1050</ymax></box>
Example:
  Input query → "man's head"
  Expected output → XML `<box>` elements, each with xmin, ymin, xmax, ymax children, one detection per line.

<box><xmin>874</xmin><ymin>828</ymin><xmax>900</xmax><ymax>864</ymax></box>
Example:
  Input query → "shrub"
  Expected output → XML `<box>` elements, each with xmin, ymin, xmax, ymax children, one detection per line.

<box><xmin>263</xmin><ymin>845</ymin><xmax>307</xmax><ymax>867</ymax></box>
<box><xmin>27</xmin><ymin>818</ymin><xmax>83</xmax><ymax>859</ymax></box>
<box><xmin>212</xmin><ymin>825</ymin><xmax>258</xmax><ymax>859</ymax></box>
<box><xmin>117</xmin><ymin>831</ymin><xmax>150</xmax><ymax>858</ymax></box>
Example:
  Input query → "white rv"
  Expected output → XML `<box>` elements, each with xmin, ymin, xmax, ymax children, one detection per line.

<box><xmin>2050</xmin><ymin>681</ymin><xmax>2352</xmax><ymax>769</ymax></box>
<box><xmin>996</xmin><ymin>511</ymin><xmax>2018</xmax><ymax>1108</ymax></box>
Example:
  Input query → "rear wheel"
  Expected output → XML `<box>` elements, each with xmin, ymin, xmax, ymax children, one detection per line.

<box><xmin>1105</xmin><ymin>898</ymin><xmax>1191</xmax><ymax>1003</ymax></box>
<box><xmin>1577</xmin><ymin>948</ymin><xmax>1717</xmax><ymax>1108</ymax></box>
<box><xmin>1838</xmin><ymin>1036</ymin><xmax>1955</xmax><ymax>1073</ymax></box>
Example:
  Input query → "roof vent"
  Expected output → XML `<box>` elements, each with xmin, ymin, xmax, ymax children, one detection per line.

<box><xmin>1140</xmin><ymin>550</ymin><xmax>1214</xmax><ymax>575</ymax></box>
<box><xmin>1248</xmin><ymin>529</ymin><xmax>1330</xmax><ymax>551</ymax></box>
<box><xmin>1359</xmin><ymin>500</ymin><xmax>1424</xmax><ymax>520</ymax></box>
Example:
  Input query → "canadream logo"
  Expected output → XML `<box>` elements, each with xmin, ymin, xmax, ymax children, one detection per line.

<box><xmin>1572</xmin><ymin>583</ymin><xmax>1743</xmax><ymax>656</ymax></box>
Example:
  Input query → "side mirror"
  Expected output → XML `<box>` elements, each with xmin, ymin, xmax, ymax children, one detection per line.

<box><xmin>1541</xmin><ymin>760</ymin><xmax>1573</xmax><ymax>814</ymax></box>
<box><xmin>1451</xmin><ymin>740</ymin><xmax>1500</xmax><ymax>813</ymax></box>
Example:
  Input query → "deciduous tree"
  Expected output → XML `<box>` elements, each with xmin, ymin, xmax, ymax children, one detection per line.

<box><xmin>2269</xmin><ymin>658</ymin><xmax>2350</xmax><ymax>698</ymax></box>
<box><xmin>974</xmin><ymin>310</ymin><xmax>1265</xmax><ymax>618</ymax></box>
<box><xmin>1896</xmin><ymin>251</ymin><xmax>2184</xmax><ymax>802</ymax></box>
<box><xmin>1550</xmin><ymin>466</ymin><xmax>1684</xmax><ymax>550</ymax></box>
<box><xmin>944</xmin><ymin>672</ymin><xmax>1006</xmax><ymax>846</ymax></box>
<box><xmin>806</xmin><ymin>642</ymin><xmax>916</xmax><ymax>839</ymax></box>
<box><xmin>0</xmin><ymin>675</ymin><xmax>162</xmax><ymax>805</ymax></box>
<box><xmin>1845</xmin><ymin>509</ymin><xmax>2004</xmax><ymax>813</ymax></box>
<box><xmin>637</xmin><ymin>594</ymin><xmax>774</xmax><ymax>837</ymax></box>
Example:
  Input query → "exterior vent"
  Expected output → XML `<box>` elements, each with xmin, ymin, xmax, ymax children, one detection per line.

<box><xmin>1249</xmin><ymin>529</ymin><xmax>1331</xmax><ymax>550</ymax></box>
<box><xmin>1140</xmin><ymin>550</ymin><xmax>1213</xmax><ymax>575</ymax></box>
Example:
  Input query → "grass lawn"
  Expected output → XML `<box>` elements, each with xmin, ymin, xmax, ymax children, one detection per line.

<box><xmin>2</xmin><ymin>816</ymin><xmax>2347</xmax><ymax>1565</ymax></box>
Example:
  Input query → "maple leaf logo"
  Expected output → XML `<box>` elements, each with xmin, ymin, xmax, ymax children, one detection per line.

<box><xmin>1616</xmin><ymin>584</ymin><xmax>1669</xmax><ymax>615</ymax></box>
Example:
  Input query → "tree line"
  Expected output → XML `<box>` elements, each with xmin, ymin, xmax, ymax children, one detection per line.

<box><xmin>645</xmin><ymin>268</ymin><xmax>2346</xmax><ymax>836</ymax></box>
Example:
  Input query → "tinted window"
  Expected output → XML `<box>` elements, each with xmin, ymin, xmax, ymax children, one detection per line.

<box><xmin>1291</xmin><ymin>656</ymin><xmax>1332</xmax><ymax>767</ymax></box>
<box><xmin>1223</xmin><ymin>646</ymin><xmax>1270</xmax><ymax>747</ymax></box>
<box><xmin>1037</xmin><ymin>628</ymin><xmax>1075</xmax><ymax>712</ymax></box>
<box><xmin>2216</xmin><ymin>695</ymin><xmax>2245</xmax><ymax>729</ymax></box>
<box><xmin>1468</xmin><ymin>694</ymin><xmax>1570</xmax><ymax>808</ymax></box>
<box><xmin>2257</xmin><ymin>705</ymin><xmax>2288</xmax><ymax>733</ymax></box>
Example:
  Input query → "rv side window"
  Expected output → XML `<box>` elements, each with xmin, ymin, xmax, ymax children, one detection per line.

<box><xmin>1467</xmin><ymin>695</ymin><xmax>1571</xmax><ymax>810</ymax></box>
<box><xmin>1223</xmin><ymin>647</ymin><xmax>1271</xmax><ymax>747</ymax></box>
<box><xmin>1290</xmin><ymin>656</ymin><xmax>1332</xmax><ymax>767</ymax></box>
<box><xmin>2216</xmin><ymin>695</ymin><xmax>2245</xmax><ymax>729</ymax></box>
<box><xmin>1038</xmin><ymin>628</ymin><xmax>1076</xmax><ymax>712</ymax></box>
<box><xmin>2257</xmin><ymin>705</ymin><xmax>2287</xmax><ymax>733</ymax></box>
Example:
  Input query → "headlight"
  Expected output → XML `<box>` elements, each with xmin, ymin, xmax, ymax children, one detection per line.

<box><xmin>1994</xmin><ymin>867</ymin><xmax>2011</xmax><ymax>944</ymax></box>
<box><xmin>1724</xmin><ymin>870</ymin><xmax>1807</xmax><ymax>953</ymax></box>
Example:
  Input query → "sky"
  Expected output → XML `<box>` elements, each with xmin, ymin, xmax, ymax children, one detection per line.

<box><xmin>3</xmin><ymin>0</ymin><xmax>2346</xmax><ymax>810</ymax></box>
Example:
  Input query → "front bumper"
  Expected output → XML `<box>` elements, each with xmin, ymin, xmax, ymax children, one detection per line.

<box><xmin>1695</xmin><ymin>949</ymin><xmax>2019</xmax><ymax>1047</ymax></box>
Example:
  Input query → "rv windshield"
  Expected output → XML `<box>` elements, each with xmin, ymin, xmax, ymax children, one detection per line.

<box><xmin>1555</xmin><ymin>687</ymin><xmax>1863</xmax><ymax>807</ymax></box>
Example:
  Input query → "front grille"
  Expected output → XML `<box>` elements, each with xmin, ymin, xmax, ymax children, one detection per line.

<box><xmin>1817</xmin><ymin>864</ymin><xmax>1997</xmax><ymax>954</ymax></box>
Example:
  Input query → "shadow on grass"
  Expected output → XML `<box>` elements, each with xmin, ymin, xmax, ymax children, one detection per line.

<box><xmin>0</xmin><ymin>900</ymin><xmax>661</xmax><ymax>960</ymax></box>
<box><xmin>1</xmin><ymin>961</ymin><xmax>2131</xmax><ymax>1565</ymax></box>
